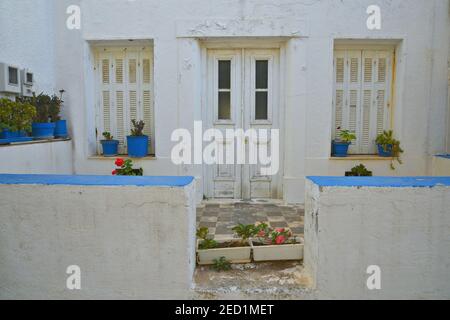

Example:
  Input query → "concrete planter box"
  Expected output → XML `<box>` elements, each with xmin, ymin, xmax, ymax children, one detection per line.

<box><xmin>250</xmin><ymin>238</ymin><xmax>304</xmax><ymax>262</ymax></box>
<box><xmin>196</xmin><ymin>239</ymin><xmax>251</xmax><ymax>265</ymax></box>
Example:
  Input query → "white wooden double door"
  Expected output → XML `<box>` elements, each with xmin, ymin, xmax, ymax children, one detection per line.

<box><xmin>204</xmin><ymin>49</ymin><xmax>281</xmax><ymax>200</ymax></box>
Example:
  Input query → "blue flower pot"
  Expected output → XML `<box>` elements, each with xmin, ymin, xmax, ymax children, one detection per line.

<box><xmin>377</xmin><ymin>144</ymin><xmax>393</xmax><ymax>157</ymax></box>
<box><xmin>127</xmin><ymin>135</ymin><xmax>149</xmax><ymax>158</ymax></box>
<box><xmin>0</xmin><ymin>129</ymin><xmax>33</xmax><ymax>142</ymax></box>
<box><xmin>54</xmin><ymin>120</ymin><xmax>68</xmax><ymax>138</ymax></box>
<box><xmin>32</xmin><ymin>122</ymin><xmax>56</xmax><ymax>139</ymax></box>
<box><xmin>332</xmin><ymin>141</ymin><xmax>351</xmax><ymax>157</ymax></box>
<box><xmin>101</xmin><ymin>140</ymin><xmax>119</xmax><ymax>157</ymax></box>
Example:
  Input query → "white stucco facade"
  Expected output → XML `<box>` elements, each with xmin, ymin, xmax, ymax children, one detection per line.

<box><xmin>0</xmin><ymin>0</ymin><xmax>449</xmax><ymax>203</ymax></box>
<box><xmin>304</xmin><ymin>177</ymin><xmax>450</xmax><ymax>299</ymax></box>
<box><xmin>0</xmin><ymin>176</ymin><xmax>196</xmax><ymax>299</ymax></box>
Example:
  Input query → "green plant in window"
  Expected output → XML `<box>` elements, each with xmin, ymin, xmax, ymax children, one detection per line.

<box><xmin>102</xmin><ymin>132</ymin><xmax>114</xmax><ymax>140</ymax></box>
<box><xmin>376</xmin><ymin>130</ymin><xmax>403</xmax><ymax>170</ymax></box>
<box><xmin>212</xmin><ymin>257</ymin><xmax>231</xmax><ymax>272</ymax></box>
<box><xmin>130</xmin><ymin>119</ymin><xmax>145</xmax><ymax>136</ymax></box>
<box><xmin>337</xmin><ymin>129</ymin><xmax>357</xmax><ymax>144</ymax></box>
<box><xmin>196</xmin><ymin>227</ymin><xmax>218</xmax><ymax>250</ymax></box>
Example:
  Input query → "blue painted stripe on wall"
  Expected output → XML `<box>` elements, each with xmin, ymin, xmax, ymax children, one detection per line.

<box><xmin>435</xmin><ymin>154</ymin><xmax>450</xmax><ymax>159</ymax></box>
<box><xmin>307</xmin><ymin>176</ymin><xmax>450</xmax><ymax>188</ymax></box>
<box><xmin>0</xmin><ymin>174</ymin><xmax>194</xmax><ymax>187</ymax></box>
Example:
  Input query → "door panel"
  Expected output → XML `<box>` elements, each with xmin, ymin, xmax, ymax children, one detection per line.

<box><xmin>205</xmin><ymin>48</ymin><xmax>280</xmax><ymax>200</ymax></box>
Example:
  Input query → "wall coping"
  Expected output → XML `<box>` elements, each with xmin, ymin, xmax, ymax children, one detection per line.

<box><xmin>307</xmin><ymin>176</ymin><xmax>450</xmax><ymax>188</ymax></box>
<box><xmin>0</xmin><ymin>174</ymin><xmax>194</xmax><ymax>187</ymax></box>
<box><xmin>435</xmin><ymin>154</ymin><xmax>450</xmax><ymax>159</ymax></box>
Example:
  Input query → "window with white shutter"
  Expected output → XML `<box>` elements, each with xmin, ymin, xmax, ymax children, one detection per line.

<box><xmin>95</xmin><ymin>46</ymin><xmax>154</xmax><ymax>155</ymax></box>
<box><xmin>332</xmin><ymin>48</ymin><xmax>393</xmax><ymax>154</ymax></box>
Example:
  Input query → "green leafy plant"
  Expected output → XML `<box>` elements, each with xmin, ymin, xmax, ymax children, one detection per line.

<box><xmin>102</xmin><ymin>132</ymin><xmax>114</xmax><ymax>140</ymax></box>
<box><xmin>196</xmin><ymin>227</ymin><xmax>218</xmax><ymax>250</ymax></box>
<box><xmin>336</xmin><ymin>129</ymin><xmax>357</xmax><ymax>143</ymax></box>
<box><xmin>0</xmin><ymin>98</ymin><xmax>15</xmax><ymax>131</ymax></box>
<box><xmin>376</xmin><ymin>130</ymin><xmax>403</xmax><ymax>170</ymax></box>
<box><xmin>20</xmin><ymin>93</ymin><xmax>62</xmax><ymax>123</ymax></box>
<box><xmin>232</xmin><ymin>224</ymin><xmax>258</xmax><ymax>245</ymax></box>
<box><xmin>130</xmin><ymin>119</ymin><xmax>145</xmax><ymax>136</ymax></box>
<box><xmin>0</xmin><ymin>98</ymin><xmax>36</xmax><ymax>132</ymax></box>
<box><xmin>212</xmin><ymin>257</ymin><xmax>231</xmax><ymax>272</ymax></box>
<box><xmin>347</xmin><ymin>164</ymin><xmax>373</xmax><ymax>177</ymax></box>
<box><xmin>112</xmin><ymin>158</ymin><xmax>143</xmax><ymax>176</ymax></box>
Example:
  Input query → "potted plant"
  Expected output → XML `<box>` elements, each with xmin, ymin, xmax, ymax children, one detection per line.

<box><xmin>0</xmin><ymin>98</ymin><xmax>35</xmax><ymax>142</ymax></box>
<box><xmin>23</xmin><ymin>93</ymin><xmax>59</xmax><ymax>139</ymax></box>
<box><xmin>53</xmin><ymin>89</ymin><xmax>68</xmax><ymax>138</ymax></box>
<box><xmin>127</xmin><ymin>120</ymin><xmax>149</xmax><ymax>158</ymax></box>
<box><xmin>250</xmin><ymin>223</ymin><xmax>304</xmax><ymax>262</ymax></box>
<box><xmin>345</xmin><ymin>164</ymin><xmax>373</xmax><ymax>177</ymax></box>
<box><xmin>375</xmin><ymin>130</ymin><xmax>403</xmax><ymax>170</ymax></box>
<box><xmin>112</xmin><ymin>158</ymin><xmax>143</xmax><ymax>176</ymax></box>
<box><xmin>196</xmin><ymin>227</ymin><xmax>252</xmax><ymax>265</ymax></box>
<box><xmin>332</xmin><ymin>128</ymin><xmax>356</xmax><ymax>157</ymax></box>
<box><xmin>101</xmin><ymin>132</ymin><xmax>119</xmax><ymax>157</ymax></box>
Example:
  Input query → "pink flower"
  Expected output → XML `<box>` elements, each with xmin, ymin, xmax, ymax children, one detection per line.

<box><xmin>275</xmin><ymin>228</ymin><xmax>285</xmax><ymax>233</ymax></box>
<box><xmin>257</xmin><ymin>230</ymin><xmax>266</xmax><ymax>237</ymax></box>
<box><xmin>275</xmin><ymin>235</ymin><xmax>286</xmax><ymax>245</ymax></box>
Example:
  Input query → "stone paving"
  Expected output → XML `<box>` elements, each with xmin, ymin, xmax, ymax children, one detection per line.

<box><xmin>196</xmin><ymin>201</ymin><xmax>305</xmax><ymax>240</ymax></box>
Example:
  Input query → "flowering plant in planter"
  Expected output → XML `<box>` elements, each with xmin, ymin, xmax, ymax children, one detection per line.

<box><xmin>112</xmin><ymin>158</ymin><xmax>143</xmax><ymax>176</ymax></box>
<box><xmin>251</xmin><ymin>223</ymin><xmax>303</xmax><ymax>262</ymax></box>
<box><xmin>196</xmin><ymin>226</ymin><xmax>252</xmax><ymax>265</ymax></box>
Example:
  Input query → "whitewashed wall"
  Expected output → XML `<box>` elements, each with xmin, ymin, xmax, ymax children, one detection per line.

<box><xmin>0</xmin><ymin>0</ymin><xmax>56</xmax><ymax>94</ymax></box>
<box><xmin>0</xmin><ymin>175</ymin><xmax>196</xmax><ymax>299</ymax></box>
<box><xmin>304</xmin><ymin>177</ymin><xmax>450</xmax><ymax>299</ymax></box>
<box><xmin>0</xmin><ymin>141</ymin><xmax>73</xmax><ymax>174</ymax></box>
<box><xmin>0</xmin><ymin>0</ymin><xmax>448</xmax><ymax>203</ymax></box>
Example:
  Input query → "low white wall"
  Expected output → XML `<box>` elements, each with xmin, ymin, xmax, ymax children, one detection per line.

<box><xmin>304</xmin><ymin>177</ymin><xmax>450</xmax><ymax>299</ymax></box>
<box><xmin>0</xmin><ymin>140</ymin><xmax>73</xmax><ymax>174</ymax></box>
<box><xmin>432</xmin><ymin>155</ymin><xmax>450</xmax><ymax>176</ymax></box>
<box><xmin>0</xmin><ymin>175</ymin><xmax>196</xmax><ymax>299</ymax></box>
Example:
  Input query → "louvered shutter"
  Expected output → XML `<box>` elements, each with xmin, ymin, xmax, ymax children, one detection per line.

<box><xmin>333</xmin><ymin>48</ymin><xmax>392</xmax><ymax>154</ymax></box>
<box><xmin>99</xmin><ymin>53</ymin><xmax>113</xmax><ymax>150</ymax></box>
<box><xmin>96</xmin><ymin>47</ymin><xmax>154</xmax><ymax>156</ymax></box>
<box><xmin>333</xmin><ymin>51</ymin><xmax>346</xmax><ymax>139</ymax></box>
<box><xmin>333</xmin><ymin>50</ymin><xmax>360</xmax><ymax>154</ymax></box>
<box><xmin>140</xmin><ymin>50</ymin><xmax>154</xmax><ymax>154</ymax></box>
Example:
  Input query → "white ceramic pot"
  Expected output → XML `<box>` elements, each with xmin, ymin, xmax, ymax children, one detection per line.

<box><xmin>197</xmin><ymin>239</ymin><xmax>252</xmax><ymax>265</ymax></box>
<box><xmin>250</xmin><ymin>238</ymin><xmax>304</xmax><ymax>262</ymax></box>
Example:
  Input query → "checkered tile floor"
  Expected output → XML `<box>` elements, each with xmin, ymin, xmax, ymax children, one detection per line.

<box><xmin>196</xmin><ymin>201</ymin><xmax>304</xmax><ymax>241</ymax></box>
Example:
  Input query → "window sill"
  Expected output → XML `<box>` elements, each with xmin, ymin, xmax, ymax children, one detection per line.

<box><xmin>88</xmin><ymin>155</ymin><xmax>157</xmax><ymax>161</ymax></box>
<box><xmin>0</xmin><ymin>137</ymin><xmax>71</xmax><ymax>147</ymax></box>
<box><xmin>330</xmin><ymin>155</ymin><xmax>394</xmax><ymax>161</ymax></box>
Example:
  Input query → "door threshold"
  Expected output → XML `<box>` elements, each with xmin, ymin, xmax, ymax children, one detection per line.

<box><xmin>201</xmin><ymin>199</ymin><xmax>285</xmax><ymax>205</ymax></box>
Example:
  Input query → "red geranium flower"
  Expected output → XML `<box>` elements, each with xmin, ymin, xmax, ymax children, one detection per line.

<box><xmin>275</xmin><ymin>235</ymin><xmax>286</xmax><ymax>245</ymax></box>
<box><xmin>275</xmin><ymin>228</ymin><xmax>285</xmax><ymax>233</ymax></box>
<box><xmin>257</xmin><ymin>230</ymin><xmax>266</xmax><ymax>237</ymax></box>
<box><xmin>112</xmin><ymin>170</ymin><xmax>117</xmax><ymax>175</ymax></box>
<box><xmin>115</xmin><ymin>158</ymin><xmax>125</xmax><ymax>167</ymax></box>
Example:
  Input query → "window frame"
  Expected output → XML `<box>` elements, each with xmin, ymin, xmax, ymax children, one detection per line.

<box><xmin>332</xmin><ymin>45</ymin><xmax>395</xmax><ymax>155</ymax></box>
<box><xmin>94</xmin><ymin>46</ymin><xmax>154</xmax><ymax>156</ymax></box>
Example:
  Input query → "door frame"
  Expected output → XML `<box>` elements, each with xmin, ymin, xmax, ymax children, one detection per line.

<box><xmin>200</xmin><ymin>40</ymin><xmax>286</xmax><ymax>200</ymax></box>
